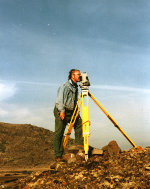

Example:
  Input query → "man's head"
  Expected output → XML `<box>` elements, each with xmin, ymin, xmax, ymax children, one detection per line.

<box><xmin>68</xmin><ymin>69</ymin><xmax>81</xmax><ymax>83</ymax></box>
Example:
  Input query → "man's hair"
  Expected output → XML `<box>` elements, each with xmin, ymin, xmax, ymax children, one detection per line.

<box><xmin>68</xmin><ymin>69</ymin><xmax>80</xmax><ymax>80</ymax></box>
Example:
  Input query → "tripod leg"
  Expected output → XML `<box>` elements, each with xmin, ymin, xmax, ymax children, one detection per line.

<box><xmin>63</xmin><ymin>94</ymin><xmax>82</xmax><ymax>149</ymax></box>
<box><xmin>88</xmin><ymin>91</ymin><xmax>136</xmax><ymax>148</ymax></box>
<box><xmin>82</xmin><ymin>91</ymin><xmax>90</xmax><ymax>161</ymax></box>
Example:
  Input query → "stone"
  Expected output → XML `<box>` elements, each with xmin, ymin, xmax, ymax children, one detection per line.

<box><xmin>76</xmin><ymin>149</ymin><xmax>85</xmax><ymax>160</ymax></box>
<box><xmin>67</xmin><ymin>144</ymin><xmax>84</xmax><ymax>153</ymax></box>
<box><xmin>91</xmin><ymin>148</ymin><xmax>103</xmax><ymax>155</ymax></box>
<box><xmin>49</xmin><ymin>162</ymin><xmax>57</xmax><ymax>169</ymax></box>
<box><xmin>67</xmin><ymin>157</ymin><xmax>77</xmax><ymax>164</ymax></box>
<box><xmin>145</xmin><ymin>163</ymin><xmax>150</xmax><ymax>170</ymax></box>
<box><xmin>55</xmin><ymin>162</ymin><xmax>64</xmax><ymax>171</ymax></box>
<box><xmin>129</xmin><ymin>146</ymin><xmax>143</xmax><ymax>152</ymax></box>
<box><xmin>63</xmin><ymin>153</ymin><xmax>75</xmax><ymax>161</ymax></box>
<box><xmin>102</xmin><ymin>140</ymin><xmax>121</xmax><ymax>156</ymax></box>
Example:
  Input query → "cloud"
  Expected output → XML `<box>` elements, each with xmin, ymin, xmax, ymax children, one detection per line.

<box><xmin>0</xmin><ymin>102</ymin><xmax>54</xmax><ymax>130</ymax></box>
<box><xmin>0</xmin><ymin>81</ymin><xmax>16</xmax><ymax>101</ymax></box>
<box><xmin>15</xmin><ymin>80</ymin><xmax>57</xmax><ymax>87</ymax></box>
<box><xmin>0</xmin><ymin>108</ymin><xmax>8</xmax><ymax>116</ymax></box>
<box><xmin>91</xmin><ymin>85</ymin><xmax>150</xmax><ymax>93</ymax></box>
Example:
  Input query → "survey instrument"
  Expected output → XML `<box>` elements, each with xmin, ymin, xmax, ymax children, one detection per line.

<box><xmin>63</xmin><ymin>72</ymin><xmax>137</xmax><ymax>161</ymax></box>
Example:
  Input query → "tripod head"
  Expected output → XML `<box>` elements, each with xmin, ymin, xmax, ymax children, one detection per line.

<box><xmin>79</xmin><ymin>72</ymin><xmax>90</xmax><ymax>90</ymax></box>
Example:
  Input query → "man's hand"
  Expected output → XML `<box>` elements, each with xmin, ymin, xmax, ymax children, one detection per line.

<box><xmin>60</xmin><ymin>112</ymin><xmax>65</xmax><ymax>120</ymax></box>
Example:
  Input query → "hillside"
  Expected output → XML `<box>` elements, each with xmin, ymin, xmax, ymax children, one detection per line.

<box><xmin>0</xmin><ymin>122</ymin><xmax>56</xmax><ymax>168</ymax></box>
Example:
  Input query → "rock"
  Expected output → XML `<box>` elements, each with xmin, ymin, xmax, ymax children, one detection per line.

<box><xmin>67</xmin><ymin>157</ymin><xmax>77</xmax><ymax>164</ymax></box>
<box><xmin>63</xmin><ymin>153</ymin><xmax>77</xmax><ymax>164</ymax></box>
<box><xmin>75</xmin><ymin>172</ymin><xmax>84</xmax><ymax>180</ymax></box>
<box><xmin>145</xmin><ymin>166</ymin><xmax>150</xmax><ymax>170</ymax></box>
<box><xmin>91</xmin><ymin>148</ymin><xmax>103</xmax><ymax>155</ymax></box>
<box><xmin>145</xmin><ymin>163</ymin><xmax>150</xmax><ymax>170</ymax></box>
<box><xmin>55</xmin><ymin>162</ymin><xmax>64</xmax><ymax>171</ymax></box>
<box><xmin>129</xmin><ymin>145</ymin><xmax>143</xmax><ymax>152</ymax></box>
<box><xmin>67</xmin><ymin>144</ymin><xmax>84</xmax><ymax>153</ymax></box>
<box><xmin>63</xmin><ymin>153</ymin><xmax>75</xmax><ymax>161</ymax></box>
<box><xmin>76</xmin><ymin>149</ymin><xmax>85</xmax><ymax>160</ymax></box>
<box><xmin>121</xmin><ymin>182</ymin><xmax>137</xmax><ymax>188</ymax></box>
<box><xmin>102</xmin><ymin>140</ymin><xmax>121</xmax><ymax>156</ymax></box>
<box><xmin>49</xmin><ymin>161</ymin><xmax>57</xmax><ymax>169</ymax></box>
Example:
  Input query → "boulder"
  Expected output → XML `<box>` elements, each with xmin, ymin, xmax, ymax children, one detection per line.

<box><xmin>102</xmin><ymin>140</ymin><xmax>121</xmax><ymax>156</ymax></box>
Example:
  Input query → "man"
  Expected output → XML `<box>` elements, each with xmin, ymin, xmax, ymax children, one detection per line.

<box><xmin>53</xmin><ymin>69</ymin><xmax>83</xmax><ymax>161</ymax></box>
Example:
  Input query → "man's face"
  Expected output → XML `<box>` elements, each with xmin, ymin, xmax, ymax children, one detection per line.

<box><xmin>72</xmin><ymin>70</ymin><xmax>81</xmax><ymax>83</ymax></box>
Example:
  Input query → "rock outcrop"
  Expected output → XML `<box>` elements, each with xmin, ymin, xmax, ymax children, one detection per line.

<box><xmin>19</xmin><ymin>144</ymin><xmax>150</xmax><ymax>188</ymax></box>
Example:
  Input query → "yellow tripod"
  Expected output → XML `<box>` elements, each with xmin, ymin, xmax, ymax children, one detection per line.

<box><xmin>63</xmin><ymin>88</ymin><xmax>137</xmax><ymax>161</ymax></box>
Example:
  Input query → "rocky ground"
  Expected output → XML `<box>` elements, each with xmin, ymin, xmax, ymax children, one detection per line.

<box><xmin>0</xmin><ymin>123</ymin><xmax>149</xmax><ymax>188</ymax></box>
<box><xmin>18</xmin><ymin>142</ymin><xmax>150</xmax><ymax>189</ymax></box>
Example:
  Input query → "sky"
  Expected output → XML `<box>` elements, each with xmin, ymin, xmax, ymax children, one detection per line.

<box><xmin>0</xmin><ymin>0</ymin><xmax>150</xmax><ymax>150</ymax></box>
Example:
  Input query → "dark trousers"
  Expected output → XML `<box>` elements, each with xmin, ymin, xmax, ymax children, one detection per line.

<box><xmin>53</xmin><ymin>106</ymin><xmax>83</xmax><ymax>157</ymax></box>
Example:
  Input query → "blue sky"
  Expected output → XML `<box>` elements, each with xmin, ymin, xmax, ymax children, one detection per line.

<box><xmin>0</xmin><ymin>0</ymin><xmax>150</xmax><ymax>149</ymax></box>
